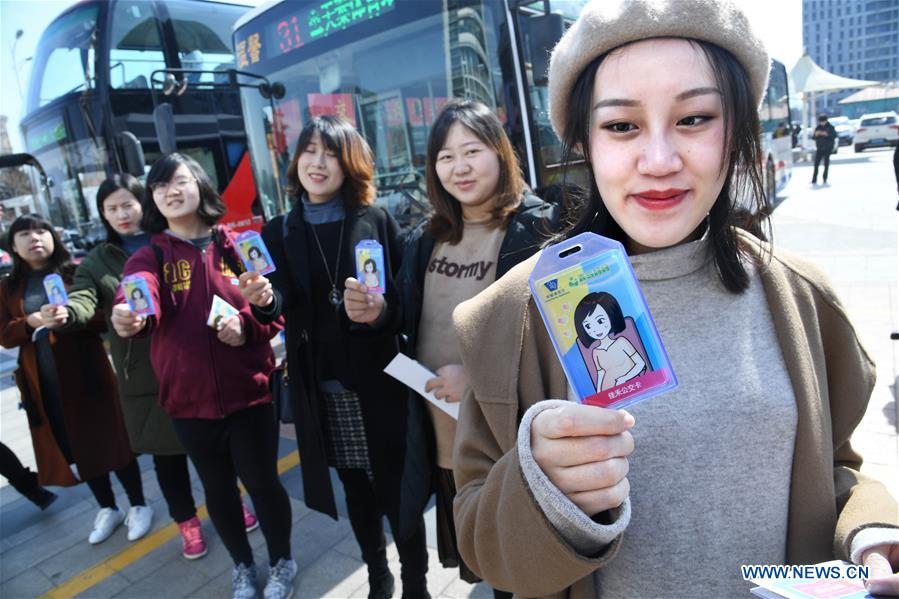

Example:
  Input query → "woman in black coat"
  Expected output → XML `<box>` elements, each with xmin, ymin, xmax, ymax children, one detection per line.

<box><xmin>241</xmin><ymin>116</ymin><xmax>429</xmax><ymax>599</ymax></box>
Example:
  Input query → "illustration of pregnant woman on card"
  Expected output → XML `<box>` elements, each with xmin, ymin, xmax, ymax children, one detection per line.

<box><xmin>574</xmin><ymin>292</ymin><xmax>648</xmax><ymax>392</ymax></box>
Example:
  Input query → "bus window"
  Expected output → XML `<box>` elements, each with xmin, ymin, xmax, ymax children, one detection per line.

<box><xmin>28</xmin><ymin>5</ymin><xmax>99</xmax><ymax>109</ymax></box>
<box><xmin>235</xmin><ymin>0</ymin><xmax>511</xmax><ymax>225</ymax></box>
<box><xmin>166</xmin><ymin>0</ymin><xmax>239</xmax><ymax>84</ymax></box>
<box><xmin>109</xmin><ymin>1</ymin><xmax>166</xmax><ymax>90</ymax></box>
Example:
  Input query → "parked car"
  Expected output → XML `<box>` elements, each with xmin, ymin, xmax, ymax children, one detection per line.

<box><xmin>828</xmin><ymin>116</ymin><xmax>854</xmax><ymax>146</ymax></box>
<box><xmin>854</xmin><ymin>111</ymin><xmax>899</xmax><ymax>152</ymax></box>
<box><xmin>0</xmin><ymin>248</ymin><xmax>12</xmax><ymax>277</ymax></box>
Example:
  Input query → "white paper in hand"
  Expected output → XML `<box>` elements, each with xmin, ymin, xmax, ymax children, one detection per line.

<box><xmin>383</xmin><ymin>353</ymin><xmax>460</xmax><ymax>420</ymax></box>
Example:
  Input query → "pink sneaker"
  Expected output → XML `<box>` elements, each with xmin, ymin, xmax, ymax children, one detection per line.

<box><xmin>178</xmin><ymin>516</ymin><xmax>208</xmax><ymax>560</ymax></box>
<box><xmin>242</xmin><ymin>500</ymin><xmax>259</xmax><ymax>532</ymax></box>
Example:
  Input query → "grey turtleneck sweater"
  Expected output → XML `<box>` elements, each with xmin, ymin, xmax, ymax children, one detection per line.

<box><xmin>518</xmin><ymin>238</ymin><xmax>799</xmax><ymax>597</ymax></box>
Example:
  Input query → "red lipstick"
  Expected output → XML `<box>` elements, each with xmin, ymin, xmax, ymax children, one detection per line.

<box><xmin>631</xmin><ymin>188</ymin><xmax>688</xmax><ymax>210</ymax></box>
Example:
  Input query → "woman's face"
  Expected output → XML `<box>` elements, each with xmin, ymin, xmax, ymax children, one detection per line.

<box><xmin>12</xmin><ymin>226</ymin><xmax>54</xmax><ymax>269</ymax></box>
<box><xmin>364</xmin><ymin>261</ymin><xmax>374</xmax><ymax>273</ymax></box>
<box><xmin>588</xmin><ymin>38</ymin><xmax>727</xmax><ymax>253</ymax></box>
<box><xmin>249</xmin><ymin>247</ymin><xmax>261</xmax><ymax>259</ymax></box>
<box><xmin>151</xmin><ymin>164</ymin><xmax>201</xmax><ymax>223</ymax></box>
<box><xmin>103</xmin><ymin>188</ymin><xmax>143</xmax><ymax>235</ymax></box>
<box><xmin>581</xmin><ymin>304</ymin><xmax>612</xmax><ymax>341</ymax></box>
<box><xmin>296</xmin><ymin>131</ymin><xmax>345</xmax><ymax>203</ymax></box>
<box><xmin>435</xmin><ymin>123</ymin><xmax>501</xmax><ymax>220</ymax></box>
<box><xmin>132</xmin><ymin>288</ymin><xmax>144</xmax><ymax>299</ymax></box>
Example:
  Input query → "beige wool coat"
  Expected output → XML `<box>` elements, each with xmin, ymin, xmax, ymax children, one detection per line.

<box><xmin>452</xmin><ymin>232</ymin><xmax>899</xmax><ymax>598</ymax></box>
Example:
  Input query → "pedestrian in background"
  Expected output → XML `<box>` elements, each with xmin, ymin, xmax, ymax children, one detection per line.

<box><xmin>240</xmin><ymin>116</ymin><xmax>430</xmax><ymax>599</ymax></box>
<box><xmin>450</xmin><ymin>1</ymin><xmax>899</xmax><ymax>597</ymax></box>
<box><xmin>0</xmin><ymin>214</ymin><xmax>142</xmax><ymax>545</ymax></box>
<box><xmin>812</xmin><ymin>114</ymin><xmax>837</xmax><ymax>185</ymax></box>
<box><xmin>111</xmin><ymin>154</ymin><xmax>294</xmax><ymax>599</ymax></box>
<box><xmin>44</xmin><ymin>174</ymin><xmax>260</xmax><ymax>561</ymax></box>
<box><xmin>344</xmin><ymin>99</ymin><xmax>558</xmax><ymax>598</ymax></box>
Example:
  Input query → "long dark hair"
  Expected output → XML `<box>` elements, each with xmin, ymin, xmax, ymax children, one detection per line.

<box><xmin>5</xmin><ymin>214</ymin><xmax>71</xmax><ymax>288</ymax></box>
<box><xmin>96</xmin><ymin>174</ymin><xmax>145</xmax><ymax>245</ymax></box>
<box><xmin>557</xmin><ymin>40</ymin><xmax>768</xmax><ymax>293</ymax></box>
<box><xmin>141</xmin><ymin>153</ymin><xmax>225</xmax><ymax>233</ymax></box>
<box><xmin>285</xmin><ymin>115</ymin><xmax>376</xmax><ymax>208</ymax></box>
<box><xmin>426</xmin><ymin>99</ymin><xmax>526</xmax><ymax>244</ymax></box>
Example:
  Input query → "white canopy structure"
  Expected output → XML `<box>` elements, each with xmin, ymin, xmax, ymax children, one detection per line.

<box><xmin>789</xmin><ymin>55</ymin><xmax>879</xmax><ymax>158</ymax></box>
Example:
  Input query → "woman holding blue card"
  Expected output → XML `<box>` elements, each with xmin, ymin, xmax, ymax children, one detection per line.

<box><xmin>0</xmin><ymin>215</ymin><xmax>137</xmax><ymax>545</ymax></box>
<box><xmin>239</xmin><ymin>115</ymin><xmax>430</xmax><ymax>598</ymax></box>
<box><xmin>110</xmin><ymin>154</ymin><xmax>294</xmax><ymax>599</ymax></box>
<box><xmin>449</xmin><ymin>1</ymin><xmax>899</xmax><ymax>597</ymax></box>
<box><xmin>344</xmin><ymin>99</ymin><xmax>558</xmax><ymax>596</ymax></box>
<box><xmin>43</xmin><ymin>174</ymin><xmax>243</xmax><ymax>560</ymax></box>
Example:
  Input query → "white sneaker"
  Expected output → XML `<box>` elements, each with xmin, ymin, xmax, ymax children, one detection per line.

<box><xmin>88</xmin><ymin>507</ymin><xmax>124</xmax><ymax>544</ymax></box>
<box><xmin>125</xmin><ymin>505</ymin><xmax>154</xmax><ymax>541</ymax></box>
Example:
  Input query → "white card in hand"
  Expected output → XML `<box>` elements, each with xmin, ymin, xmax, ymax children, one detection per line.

<box><xmin>383</xmin><ymin>353</ymin><xmax>460</xmax><ymax>420</ymax></box>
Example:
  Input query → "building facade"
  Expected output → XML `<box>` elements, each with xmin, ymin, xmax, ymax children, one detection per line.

<box><xmin>802</xmin><ymin>0</ymin><xmax>899</xmax><ymax>114</ymax></box>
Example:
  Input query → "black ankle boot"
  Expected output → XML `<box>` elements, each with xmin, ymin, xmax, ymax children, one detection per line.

<box><xmin>14</xmin><ymin>470</ymin><xmax>57</xmax><ymax>510</ymax></box>
<box><xmin>24</xmin><ymin>485</ymin><xmax>58</xmax><ymax>510</ymax></box>
<box><xmin>368</xmin><ymin>566</ymin><xmax>394</xmax><ymax>599</ymax></box>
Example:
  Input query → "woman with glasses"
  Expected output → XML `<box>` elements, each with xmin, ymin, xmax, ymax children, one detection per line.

<box><xmin>111</xmin><ymin>153</ymin><xmax>295</xmax><ymax>599</ymax></box>
<box><xmin>42</xmin><ymin>174</ymin><xmax>262</xmax><ymax>561</ymax></box>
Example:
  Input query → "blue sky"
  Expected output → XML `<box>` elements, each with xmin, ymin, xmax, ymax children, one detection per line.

<box><xmin>0</xmin><ymin>0</ymin><xmax>804</xmax><ymax>153</ymax></box>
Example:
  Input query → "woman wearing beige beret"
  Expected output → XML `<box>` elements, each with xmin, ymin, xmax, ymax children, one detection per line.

<box><xmin>450</xmin><ymin>1</ymin><xmax>899</xmax><ymax>597</ymax></box>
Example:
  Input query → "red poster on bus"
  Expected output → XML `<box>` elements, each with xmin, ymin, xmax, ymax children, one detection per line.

<box><xmin>308</xmin><ymin>93</ymin><xmax>356</xmax><ymax>127</ymax></box>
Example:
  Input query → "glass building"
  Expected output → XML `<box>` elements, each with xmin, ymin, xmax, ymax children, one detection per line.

<box><xmin>802</xmin><ymin>0</ymin><xmax>899</xmax><ymax>114</ymax></box>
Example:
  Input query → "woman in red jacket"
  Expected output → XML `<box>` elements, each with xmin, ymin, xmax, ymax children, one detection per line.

<box><xmin>111</xmin><ymin>153</ymin><xmax>294</xmax><ymax>599</ymax></box>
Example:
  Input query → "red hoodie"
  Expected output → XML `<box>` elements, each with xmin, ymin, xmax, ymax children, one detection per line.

<box><xmin>117</xmin><ymin>226</ymin><xmax>281</xmax><ymax>419</ymax></box>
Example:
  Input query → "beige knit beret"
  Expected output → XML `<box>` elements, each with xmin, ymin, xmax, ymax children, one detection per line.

<box><xmin>547</xmin><ymin>0</ymin><xmax>771</xmax><ymax>138</ymax></box>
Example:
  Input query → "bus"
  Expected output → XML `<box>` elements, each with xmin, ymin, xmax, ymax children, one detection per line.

<box><xmin>760</xmin><ymin>59</ymin><xmax>793</xmax><ymax>204</ymax></box>
<box><xmin>232</xmin><ymin>0</ymin><xmax>589</xmax><ymax>224</ymax></box>
<box><xmin>18</xmin><ymin>0</ymin><xmax>259</xmax><ymax>240</ymax></box>
<box><xmin>232</xmin><ymin>0</ymin><xmax>791</xmax><ymax>224</ymax></box>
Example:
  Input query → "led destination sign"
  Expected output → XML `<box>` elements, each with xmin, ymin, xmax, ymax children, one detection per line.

<box><xmin>236</xmin><ymin>0</ymin><xmax>396</xmax><ymax>67</ymax></box>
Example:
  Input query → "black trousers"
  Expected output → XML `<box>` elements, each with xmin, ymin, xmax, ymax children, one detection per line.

<box><xmin>172</xmin><ymin>403</ymin><xmax>291</xmax><ymax>567</ymax></box>
<box><xmin>813</xmin><ymin>148</ymin><xmax>831</xmax><ymax>183</ymax></box>
<box><xmin>85</xmin><ymin>458</ymin><xmax>145</xmax><ymax>509</ymax></box>
<box><xmin>337</xmin><ymin>467</ymin><xmax>428</xmax><ymax>592</ymax></box>
<box><xmin>0</xmin><ymin>441</ymin><xmax>39</xmax><ymax>494</ymax></box>
<box><xmin>153</xmin><ymin>454</ymin><xmax>197</xmax><ymax>523</ymax></box>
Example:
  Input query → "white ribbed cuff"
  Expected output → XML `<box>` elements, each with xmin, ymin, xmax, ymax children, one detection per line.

<box><xmin>849</xmin><ymin>527</ymin><xmax>899</xmax><ymax>564</ymax></box>
<box><xmin>518</xmin><ymin>399</ymin><xmax>631</xmax><ymax>556</ymax></box>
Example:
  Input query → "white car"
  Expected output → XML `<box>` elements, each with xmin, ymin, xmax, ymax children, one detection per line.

<box><xmin>854</xmin><ymin>111</ymin><xmax>899</xmax><ymax>152</ymax></box>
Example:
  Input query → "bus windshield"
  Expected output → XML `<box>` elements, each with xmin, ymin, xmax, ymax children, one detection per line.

<box><xmin>27</xmin><ymin>4</ymin><xmax>99</xmax><ymax>111</ymax></box>
<box><xmin>234</xmin><ymin>0</ymin><xmax>513</xmax><ymax>224</ymax></box>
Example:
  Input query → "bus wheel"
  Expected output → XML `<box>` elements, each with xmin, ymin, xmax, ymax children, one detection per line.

<box><xmin>854</xmin><ymin>144</ymin><xmax>864</xmax><ymax>153</ymax></box>
<box><xmin>766</xmin><ymin>159</ymin><xmax>776</xmax><ymax>206</ymax></box>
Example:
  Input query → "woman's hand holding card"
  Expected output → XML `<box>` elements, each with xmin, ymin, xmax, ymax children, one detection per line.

<box><xmin>111</xmin><ymin>303</ymin><xmax>146</xmax><ymax>338</ymax></box>
<box><xmin>343</xmin><ymin>277</ymin><xmax>385</xmax><ymax>324</ymax></box>
<box><xmin>216</xmin><ymin>314</ymin><xmax>246</xmax><ymax>347</ymax></box>
<box><xmin>39</xmin><ymin>304</ymin><xmax>69</xmax><ymax>329</ymax></box>
<box><xmin>530</xmin><ymin>403</ymin><xmax>635</xmax><ymax>517</ymax></box>
<box><xmin>424</xmin><ymin>364</ymin><xmax>468</xmax><ymax>404</ymax></box>
<box><xmin>238</xmin><ymin>271</ymin><xmax>273</xmax><ymax>307</ymax></box>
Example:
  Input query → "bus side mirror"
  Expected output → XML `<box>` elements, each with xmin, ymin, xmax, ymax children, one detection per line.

<box><xmin>117</xmin><ymin>132</ymin><xmax>146</xmax><ymax>177</ymax></box>
<box><xmin>153</xmin><ymin>103</ymin><xmax>177</xmax><ymax>154</ymax></box>
<box><xmin>528</xmin><ymin>13</ymin><xmax>564</xmax><ymax>87</ymax></box>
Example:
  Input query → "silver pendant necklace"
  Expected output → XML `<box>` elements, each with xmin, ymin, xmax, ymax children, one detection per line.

<box><xmin>309</xmin><ymin>219</ymin><xmax>345</xmax><ymax>306</ymax></box>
